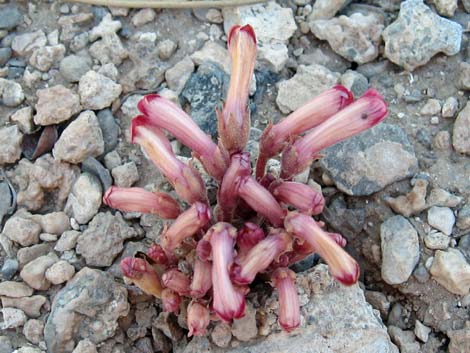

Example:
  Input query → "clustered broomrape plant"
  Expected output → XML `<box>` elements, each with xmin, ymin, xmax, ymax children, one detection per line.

<box><xmin>103</xmin><ymin>24</ymin><xmax>388</xmax><ymax>335</ymax></box>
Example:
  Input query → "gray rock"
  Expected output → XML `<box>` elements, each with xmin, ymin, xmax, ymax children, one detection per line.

<box><xmin>34</xmin><ymin>85</ymin><xmax>81</xmax><ymax>126</ymax></box>
<box><xmin>11</xmin><ymin>30</ymin><xmax>47</xmax><ymax>57</ymax></box>
<box><xmin>165</xmin><ymin>56</ymin><xmax>194</xmax><ymax>94</ymax></box>
<box><xmin>382</xmin><ymin>0</ymin><xmax>462</xmax><ymax>71</ymax></box>
<box><xmin>111</xmin><ymin>162</ymin><xmax>139</xmax><ymax>188</ymax></box>
<box><xmin>0</xmin><ymin>281</ymin><xmax>33</xmax><ymax>297</ymax></box>
<box><xmin>1</xmin><ymin>295</ymin><xmax>46</xmax><ymax>318</ymax></box>
<box><xmin>388</xmin><ymin>326</ymin><xmax>420</xmax><ymax>353</ymax></box>
<box><xmin>190</xmin><ymin>41</ymin><xmax>230</xmax><ymax>73</ymax></box>
<box><xmin>53</xmin><ymin>110</ymin><xmax>105</xmax><ymax>164</ymax></box>
<box><xmin>308</xmin><ymin>0</ymin><xmax>351</xmax><ymax>20</ymax></box>
<box><xmin>310</xmin><ymin>13</ymin><xmax>384</xmax><ymax>64</ymax></box>
<box><xmin>76</xmin><ymin>212</ymin><xmax>138</xmax><ymax>267</ymax></box>
<box><xmin>1</xmin><ymin>258</ymin><xmax>18</xmax><ymax>280</ymax></box>
<box><xmin>0</xmin><ymin>47</ymin><xmax>12</xmax><ymax>66</ymax></box>
<box><xmin>89</xmin><ymin>32</ymin><xmax>128</xmax><ymax>66</ymax></box>
<box><xmin>157</xmin><ymin>39</ymin><xmax>177</xmax><ymax>60</ymax></box>
<box><xmin>23</xmin><ymin>319</ymin><xmax>44</xmax><ymax>344</ymax></box>
<box><xmin>65</xmin><ymin>172</ymin><xmax>102</xmax><ymax>224</ymax></box>
<box><xmin>81</xmin><ymin>156</ymin><xmax>113</xmax><ymax>192</ymax></box>
<box><xmin>0</xmin><ymin>6</ymin><xmax>22</xmax><ymax>30</ymax></box>
<box><xmin>340</xmin><ymin>70</ymin><xmax>369</xmax><ymax>97</ymax></box>
<box><xmin>458</xmin><ymin>62</ymin><xmax>470</xmax><ymax>90</ymax></box>
<box><xmin>424</xmin><ymin>231</ymin><xmax>450</xmax><ymax>250</ymax></box>
<box><xmin>426</xmin><ymin>188</ymin><xmax>462</xmax><ymax>208</ymax></box>
<box><xmin>3</xmin><ymin>212</ymin><xmax>41</xmax><ymax>247</ymax></box>
<box><xmin>20</xmin><ymin>252</ymin><xmax>58</xmax><ymax>290</ymax></box>
<box><xmin>441</xmin><ymin>97</ymin><xmax>459</xmax><ymax>118</ymax></box>
<box><xmin>97</xmin><ymin>109</ymin><xmax>120</xmax><ymax>155</ymax></box>
<box><xmin>414</xmin><ymin>320</ymin><xmax>431</xmax><ymax>343</ymax></box>
<box><xmin>231</xmin><ymin>304</ymin><xmax>257</xmax><ymax>342</ymax></box>
<box><xmin>0</xmin><ymin>78</ymin><xmax>24</xmax><ymax>107</ymax></box>
<box><xmin>131</xmin><ymin>8</ymin><xmax>155</xmax><ymax>27</ymax></box>
<box><xmin>427</xmin><ymin>206</ymin><xmax>455</xmax><ymax>235</ymax></box>
<box><xmin>59</xmin><ymin>55</ymin><xmax>92</xmax><ymax>83</ymax></box>
<box><xmin>453</xmin><ymin>102</ymin><xmax>470</xmax><ymax>155</ymax></box>
<box><xmin>430</xmin><ymin>249</ymin><xmax>470</xmax><ymax>295</ymax></box>
<box><xmin>78</xmin><ymin>71</ymin><xmax>122</xmax><ymax>110</ymax></box>
<box><xmin>380</xmin><ymin>215</ymin><xmax>419</xmax><ymax>285</ymax></box>
<box><xmin>0</xmin><ymin>336</ymin><xmax>12</xmax><ymax>353</ymax></box>
<box><xmin>29</xmin><ymin>44</ymin><xmax>66</xmax><ymax>72</ymax></box>
<box><xmin>457</xmin><ymin>205</ymin><xmax>470</xmax><ymax>230</ymax></box>
<box><xmin>447</xmin><ymin>328</ymin><xmax>470</xmax><ymax>353</ymax></box>
<box><xmin>276</xmin><ymin>64</ymin><xmax>340</xmax><ymax>114</ymax></box>
<box><xmin>320</xmin><ymin>124</ymin><xmax>418</xmax><ymax>196</ymax></box>
<box><xmin>17</xmin><ymin>243</ymin><xmax>52</xmax><ymax>267</ymax></box>
<box><xmin>44</xmin><ymin>267</ymin><xmax>129</xmax><ymax>353</ymax></box>
<box><xmin>181</xmin><ymin>63</ymin><xmax>229</xmax><ymax>137</ymax></box>
<box><xmin>0</xmin><ymin>125</ymin><xmax>22</xmax><ymax>165</ymax></box>
<box><xmin>55</xmin><ymin>230</ymin><xmax>81</xmax><ymax>252</ymax></box>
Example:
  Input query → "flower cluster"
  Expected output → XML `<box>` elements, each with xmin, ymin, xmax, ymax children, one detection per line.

<box><xmin>103</xmin><ymin>25</ymin><xmax>388</xmax><ymax>335</ymax></box>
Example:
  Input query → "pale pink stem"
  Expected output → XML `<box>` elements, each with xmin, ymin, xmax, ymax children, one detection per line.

<box><xmin>271</xmin><ymin>268</ymin><xmax>300</xmax><ymax>332</ymax></box>
<box><xmin>138</xmin><ymin>94</ymin><xmax>228</xmax><ymax>180</ymax></box>
<box><xmin>190</xmin><ymin>258</ymin><xmax>212</xmax><ymax>298</ymax></box>
<box><xmin>161</xmin><ymin>288</ymin><xmax>181</xmax><ymax>314</ymax></box>
<box><xmin>131</xmin><ymin>115</ymin><xmax>207</xmax><ymax>204</ymax></box>
<box><xmin>103</xmin><ymin>186</ymin><xmax>181</xmax><ymax>219</ymax></box>
<box><xmin>281</xmin><ymin>89</ymin><xmax>388</xmax><ymax>179</ymax></box>
<box><xmin>270</xmin><ymin>181</ymin><xmax>325</xmax><ymax>215</ymax></box>
<box><xmin>161</xmin><ymin>268</ymin><xmax>191</xmax><ymax>296</ymax></box>
<box><xmin>120</xmin><ymin>257</ymin><xmax>163</xmax><ymax>298</ymax></box>
<box><xmin>284</xmin><ymin>212</ymin><xmax>360</xmax><ymax>285</ymax></box>
<box><xmin>161</xmin><ymin>202</ymin><xmax>211</xmax><ymax>252</ymax></box>
<box><xmin>237</xmin><ymin>176</ymin><xmax>285</xmax><ymax>227</ymax></box>
<box><xmin>187</xmin><ymin>301</ymin><xmax>210</xmax><ymax>337</ymax></box>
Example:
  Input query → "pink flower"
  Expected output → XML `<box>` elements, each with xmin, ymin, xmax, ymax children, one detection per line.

<box><xmin>187</xmin><ymin>301</ymin><xmax>210</xmax><ymax>337</ymax></box>
<box><xmin>161</xmin><ymin>202</ymin><xmax>211</xmax><ymax>252</ymax></box>
<box><xmin>206</xmin><ymin>222</ymin><xmax>245</xmax><ymax>321</ymax></box>
<box><xmin>271</xmin><ymin>268</ymin><xmax>300</xmax><ymax>332</ymax></box>
<box><xmin>284</xmin><ymin>212</ymin><xmax>360</xmax><ymax>285</ymax></box>
<box><xmin>270</xmin><ymin>181</ymin><xmax>325</xmax><ymax>215</ymax></box>
<box><xmin>257</xmin><ymin>86</ymin><xmax>353</xmax><ymax>178</ymax></box>
<box><xmin>218</xmin><ymin>25</ymin><xmax>257</xmax><ymax>153</ymax></box>
<box><xmin>131</xmin><ymin>115</ymin><xmax>207</xmax><ymax>204</ymax></box>
<box><xmin>161</xmin><ymin>288</ymin><xmax>181</xmax><ymax>314</ymax></box>
<box><xmin>231</xmin><ymin>229</ymin><xmax>292</xmax><ymax>285</ymax></box>
<box><xmin>190</xmin><ymin>258</ymin><xmax>212</xmax><ymax>298</ymax></box>
<box><xmin>120</xmin><ymin>257</ymin><xmax>163</xmax><ymax>298</ymax></box>
<box><xmin>137</xmin><ymin>94</ymin><xmax>228</xmax><ymax>180</ymax></box>
<box><xmin>236</xmin><ymin>222</ymin><xmax>265</xmax><ymax>256</ymax></box>
<box><xmin>237</xmin><ymin>176</ymin><xmax>285</xmax><ymax>227</ymax></box>
<box><xmin>147</xmin><ymin>243</ymin><xmax>169</xmax><ymax>265</ymax></box>
<box><xmin>103</xmin><ymin>186</ymin><xmax>181</xmax><ymax>219</ymax></box>
<box><xmin>281</xmin><ymin>89</ymin><xmax>388</xmax><ymax>179</ymax></box>
<box><xmin>162</xmin><ymin>268</ymin><xmax>191</xmax><ymax>296</ymax></box>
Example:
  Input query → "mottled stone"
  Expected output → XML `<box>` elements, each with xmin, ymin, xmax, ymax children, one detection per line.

<box><xmin>29</xmin><ymin>44</ymin><xmax>66</xmax><ymax>72</ymax></box>
<box><xmin>427</xmin><ymin>206</ymin><xmax>455</xmax><ymax>236</ymax></box>
<box><xmin>59</xmin><ymin>55</ymin><xmax>92</xmax><ymax>83</ymax></box>
<box><xmin>65</xmin><ymin>173</ymin><xmax>102</xmax><ymax>224</ymax></box>
<box><xmin>430</xmin><ymin>249</ymin><xmax>470</xmax><ymax>295</ymax></box>
<box><xmin>12</xmin><ymin>30</ymin><xmax>47</xmax><ymax>57</ymax></box>
<box><xmin>165</xmin><ymin>56</ymin><xmax>194</xmax><ymax>94</ymax></box>
<box><xmin>0</xmin><ymin>78</ymin><xmax>24</xmax><ymax>106</ymax></box>
<box><xmin>20</xmin><ymin>253</ymin><xmax>58</xmax><ymax>290</ymax></box>
<box><xmin>308</xmin><ymin>0</ymin><xmax>350</xmax><ymax>20</ymax></box>
<box><xmin>111</xmin><ymin>162</ymin><xmax>139</xmax><ymax>188</ymax></box>
<box><xmin>3</xmin><ymin>212</ymin><xmax>41</xmax><ymax>247</ymax></box>
<box><xmin>385</xmin><ymin>179</ymin><xmax>427</xmax><ymax>217</ymax></box>
<box><xmin>1</xmin><ymin>307</ymin><xmax>27</xmax><ymax>329</ymax></box>
<box><xmin>23</xmin><ymin>319</ymin><xmax>45</xmax><ymax>344</ymax></box>
<box><xmin>453</xmin><ymin>102</ymin><xmax>470</xmax><ymax>155</ymax></box>
<box><xmin>1</xmin><ymin>295</ymin><xmax>46</xmax><ymax>318</ymax></box>
<box><xmin>78</xmin><ymin>71</ymin><xmax>122</xmax><ymax>110</ymax></box>
<box><xmin>34</xmin><ymin>85</ymin><xmax>81</xmax><ymax>126</ymax></box>
<box><xmin>45</xmin><ymin>260</ymin><xmax>75</xmax><ymax>285</ymax></box>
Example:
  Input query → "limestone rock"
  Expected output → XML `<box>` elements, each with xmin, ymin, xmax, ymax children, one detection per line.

<box><xmin>0</xmin><ymin>125</ymin><xmax>23</xmax><ymax>165</ymax></box>
<box><xmin>11</xmin><ymin>30</ymin><xmax>47</xmax><ymax>57</ymax></box>
<box><xmin>165</xmin><ymin>56</ymin><xmax>194</xmax><ymax>94</ymax></box>
<box><xmin>29</xmin><ymin>44</ymin><xmax>66</xmax><ymax>72</ymax></box>
<box><xmin>78</xmin><ymin>71</ymin><xmax>122</xmax><ymax>110</ymax></box>
<box><xmin>453</xmin><ymin>102</ymin><xmax>470</xmax><ymax>155</ymax></box>
<box><xmin>20</xmin><ymin>253</ymin><xmax>58</xmax><ymax>290</ymax></box>
<box><xmin>427</xmin><ymin>206</ymin><xmax>455</xmax><ymax>236</ymax></box>
<box><xmin>430</xmin><ymin>249</ymin><xmax>470</xmax><ymax>295</ymax></box>
<box><xmin>0</xmin><ymin>78</ymin><xmax>25</xmax><ymax>107</ymax></box>
<box><xmin>0</xmin><ymin>281</ymin><xmax>33</xmax><ymax>298</ymax></box>
<box><xmin>34</xmin><ymin>85</ymin><xmax>81</xmax><ymax>126</ymax></box>
<box><xmin>1</xmin><ymin>295</ymin><xmax>46</xmax><ymax>318</ymax></box>
<box><xmin>64</xmin><ymin>172</ymin><xmax>102</xmax><ymax>224</ymax></box>
<box><xmin>3</xmin><ymin>211</ymin><xmax>41</xmax><ymax>247</ymax></box>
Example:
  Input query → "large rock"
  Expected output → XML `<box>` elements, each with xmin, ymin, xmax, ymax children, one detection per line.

<box><xmin>319</xmin><ymin>124</ymin><xmax>418</xmax><ymax>196</ymax></box>
<box><xmin>76</xmin><ymin>212</ymin><xmax>138</xmax><ymax>267</ymax></box>
<box><xmin>34</xmin><ymin>85</ymin><xmax>81</xmax><ymax>126</ymax></box>
<box><xmin>310</xmin><ymin>13</ymin><xmax>384</xmax><ymax>64</ymax></box>
<box><xmin>382</xmin><ymin>0</ymin><xmax>462</xmax><ymax>71</ymax></box>
<box><xmin>430</xmin><ymin>249</ymin><xmax>470</xmax><ymax>295</ymax></box>
<box><xmin>53</xmin><ymin>110</ymin><xmax>105</xmax><ymax>164</ymax></box>
<box><xmin>276</xmin><ymin>64</ymin><xmax>340</xmax><ymax>114</ymax></box>
<box><xmin>453</xmin><ymin>102</ymin><xmax>470</xmax><ymax>155</ymax></box>
<box><xmin>380</xmin><ymin>216</ymin><xmax>420</xmax><ymax>285</ymax></box>
<box><xmin>44</xmin><ymin>268</ymin><xmax>129</xmax><ymax>353</ymax></box>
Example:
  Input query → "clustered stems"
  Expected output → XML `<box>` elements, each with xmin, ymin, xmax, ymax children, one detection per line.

<box><xmin>107</xmin><ymin>24</ymin><xmax>388</xmax><ymax>336</ymax></box>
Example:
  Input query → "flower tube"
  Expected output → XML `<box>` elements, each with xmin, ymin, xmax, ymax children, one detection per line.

<box><xmin>236</xmin><ymin>222</ymin><xmax>265</xmax><ymax>255</ymax></box>
<box><xmin>137</xmin><ymin>94</ymin><xmax>228</xmax><ymax>180</ymax></box>
<box><xmin>270</xmin><ymin>181</ymin><xmax>325</xmax><ymax>215</ymax></box>
<box><xmin>162</xmin><ymin>268</ymin><xmax>191</xmax><ymax>296</ymax></box>
<box><xmin>218</xmin><ymin>25</ymin><xmax>257</xmax><ymax>153</ymax></box>
<box><xmin>187</xmin><ymin>301</ymin><xmax>210</xmax><ymax>337</ymax></box>
<box><xmin>231</xmin><ymin>229</ymin><xmax>292</xmax><ymax>285</ymax></box>
<box><xmin>284</xmin><ymin>212</ymin><xmax>359</xmax><ymax>285</ymax></box>
<box><xmin>103</xmin><ymin>186</ymin><xmax>181</xmax><ymax>219</ymax></box>
<box><xmin>238</xmin><ymin>176</ymin><xmax>285</xmax><ymax>227</ymax></box>
<box><xmin>271</xmin><ymin>268</ymin><xmax>300</xmax><ymax>332</ymax></box>
<box><xmin>161</xmin><ymin>288</ymin><xmax>181</xmax><ymax>314</ymax></box>
<box><xmin>190</xmin><ymin>258</ymin><xmax>212</xmax><ymax>298</ymax></box>
<box><xmin>147</xmin><ymin>243</ymin><xmax>169</xmax><ymax>265</ymax></box>
<box><xmin>281</xmin><ymin>89</ymin><xmax>388</xmax><ymax>179</ymax></box>
<box><xmin>256</xmin><ymin>85</ymin><xmax>353</xmax><ymax>178</ymax></box>
<box><xmin>121</xmin><ymin>257</ymin><xmax>163</xmax><ymax>298</ymax></box>
<box><xmin>131</xmin><ymin>115</ymin><xmax>207</xmax><ymax>204</ymax></box>
<box><xmin>161</xmin><ymin>202</ymin><xmax>211</xmax><ymax>252</ymax></box>
<box><xmin>206</xmin><ymin>222</ymin><xmax>245</xmax><ymax>321</ymax></box>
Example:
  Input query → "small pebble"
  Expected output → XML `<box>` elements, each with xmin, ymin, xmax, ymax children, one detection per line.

<box><xmin>427</xmin><ymin>206</ymin><xmax>455</xmax><ymax>235</ymax></box>
<box><xmin>1</xmin><ymin>258</ymin><xmax>19</xmax><ymax>280</ymax></box>
<box><xmin>441</xmin><ymin>97</ymin><xmax>458</xmax><ymax>118</ymax></box>
<box><xmin>430</xmin><ymin>116</ymin><xmax>439</xmax><ymax>125</ymax></box>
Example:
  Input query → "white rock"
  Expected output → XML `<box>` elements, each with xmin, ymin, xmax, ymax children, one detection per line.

<box><xmin>72</xmin><ymin>339</ymin><xmax>98</xmax><ymax>353</ymax></box>
<box><xmin>452</xmin><ymin>101</ymin><xmax>470</xmax><ymax>155</ymax></box>
<box><xmin>258</xmin><ymin>43</ymin><xmax>288</xmax><ymax>73</ymax></box>
<box><xmin>424</xmin><ymin>231</ymin><xmax>449</xmax><ymax>250</ymax></box>
<box><xmin>430</xmin><ymin>249</ymin><xmax>470</xmax><ymax>295</ymax></box>
<box><xmin>45</xmin><ymin>260</ymin><xmax>75</xmax><ymax>285</ymax></box>
<box><xmin>191</xmin><ymin>41</ymin><xmax>230</xmax><ymax>73</ymax></box>
<box><xmin>276</xmin><ymin>64</ymin><xmax>340</xmax><ymax>113</ymax></box>
<box><xmin>308</xmin><ymin>0</ymin><xmax>350</xmax><ymax>20</ymax></box>
<box><xmin>78</xmin><ymin>71</ymin><xmax>122</xmax><ymax>110</ymax></box>
<box><xmin>65</xmin><ymin>173</ymin><xmax>102</xmax><ymax>224</ymax></box>
<box><xmin>427</xmin><ymin>206</ymin><xmax>455</xmax><ymax>235</ymax></box>
<box><xmin>55</xmin><ymin>230</ymin><xmax>81</xmax><ymax>252</ymax></box>
<box><xmin>1</xmin><ymin>308</ymin><xmax>27</xmax><ymax>329</ymax></box>
<box><xmin>157</xmin><ymin>39</ymin><xmax>177</xmax><ymax>60</ymax></box>
<box><xmin>131</xmin><ymin>8</ymin><xmax>155</xmax><ymax>27</ymax></box>
<box><xmin>441</xmin><ymin>97</ymin><xmax>458</xmax><ymax>118</ymax></box>
<box><xmin>380</xmin><ymin>215</ymin><xmax>420</xmax><ymax>285</ymax></box>
<box><xmin>0</xmin><ymin>125</ymin><xmax>23</xmax><ymax>165</ymax></box>
<box><xmin>23</xmin><ymin>319</ymin><xmax>44</xmax><ymax>344</ymax></box>
<box><xmin>97</xmin><ymin>62</ymin><xmax>119</xmax><ymax>81</ymax></box>
<box><xmin>34</xmin><ymin>85</ymin><xmax>81</xmax><ymax>125</ymax></box>
<box><xmin>0</xmin><ymin>78</ymin><xmax>25</xmax><ymax>106</ymax></box>
<box><xmin>89</xmin><ymin>14</ymin><xmax>121</xmax><ymax>41</ymax></box>
<box><xmin>29</xmin><ymin>44</ymin><xmax>66</xmax><ymax>72</ymax></box>
<box><xmin>11</xmin><ymin>30</ymin><xmax>47</xmax><ymax>56</ymax></box>
<box><xmin>165</xmin><ymin>56</ymin><xmax>194</xmax><ymax>94</ymax></box>
<box><xmin>414</xmin><ymin>320</ymin><xmax>431</xmax><ymax>343</ymax></box>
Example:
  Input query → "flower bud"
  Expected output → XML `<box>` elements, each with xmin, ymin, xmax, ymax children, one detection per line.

<box><xmin>271</xmin><ymin>268</ymin><xmax>300</xmax><ymax>332</ymax></box>
<box><xmin>162</xmin><ymin>268</ymin><xmax>191</xmax><ymax>296</ymax></box>
<box><xmin>187</xmin><ymin>301</ymin><xmax>210</xmax><ymax>337</ymax></box>
<box><xmin>190</xmin><ymin>258</ymin><xmax>212</xmax><ymax>298</ymax></box>
<box><xmin>161</xmin><ymin>288</ymin><xmax>181</xmax><ymax>314</ymax></box>
<box><xmin>120</xmin><ymin>257</ymin><xmax>163</xmax><ymax>298</ymax></box>
<box><xmin>270</xmin><ymin>181</ymin><xmax>325</xmax><ymax>215</ymax></box>
<box><xmin>103</xmin><ymin>186</ymin><xmax>181</xmax><ymax>219</ymax></box>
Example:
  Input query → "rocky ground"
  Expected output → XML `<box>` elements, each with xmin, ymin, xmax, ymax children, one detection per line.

<box><xmin>0</xmin><ymin>0</ymin><xmax>469</xmax><ymax>352</ymax></box>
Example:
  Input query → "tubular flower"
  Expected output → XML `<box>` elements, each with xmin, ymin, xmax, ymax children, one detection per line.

<box><xmin>218</xmin><ymin>24</ymin><xmax>257</xmax><ymax>153</ymax></box>
<box><xmin>270</xmin><ymin>181</ymin><xmax>325</xmax><ymax>215</ymax></box>
<box><xmin>162</xmin><ymin>268</ymin><xmax>191</xmax><ymax>296</ymax></box>
<box><xmin>206</xmin><ymin>223</ymin><xmax>245</xmax><ymax>321</ymax></box>
<box><xmin>103</xmin><ymin>186</ymin><xmax>181</xmax><ymax>219</ymax></box>
<box><xmin>256</xmin><ymin>85</ymin><xmax>353</xmax><ymax>178</ymax></box>
<box><xmin>217</xmin><ymin>152</ymin><xmax>251</xmax><ymax>221</ymax></box>
<box><xmin>147</xmin><ymin>243</ymin><xmax>169</xmax><ymax>265</ymax></box>
<box><xmin>231</xmin><ymin>229</ymin><xmax>292</xmax><ymax>285</ymax></box>
<box><xmin>271</xmin><ymin>268</ymin><xmax>300</xmax><ymax>332</ymax></box>
<box><xmin>187</xmin><ymin>301</ymin><xmax>211</xmax><ymax>337</ymax></box>
<box><xmin>190</xmin><ymin>258</ymin><xmax>212</xmax><ymax>298</ymax></box>
<box><xmin>236</xmin><ymin>222</ymin><xmax>265</xmax><ymax>255</ymax></box>
<box><xmin>161</xmin><ymin>288</ymin><xmax>181</xmax><ymax>314</ymax></box>
<box><xmin>161</xmin><ymin>202</ymin><xmax>211</xmax><ymax>252</ymax></box>
<box><xmin>120</xmin><ymin>257</ymin><xmax>163</xmax><ymax>298</ymax></box>
<box><xmin>131</xmin><ymin>115</ymin><xmax>207</xmax><ymax>204</ymax></box>
<box><xmin>238</xmin><ymin>176</ymin><xmax>285</xmax><ymax>227</ymax></box>
<box><xmin>281</xmin><ymin>89</ymin><xmax>388</xmax><ymax>179</ymax></box>
<box><xmin>137</xmin><ymin>94</ymin><xmax>228</xmax><ymax>180</ymax></box>
<box><xmin>284</xmin><ymin>212</ymin><xmax>360</xmax><ymax>286</ymax></box>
